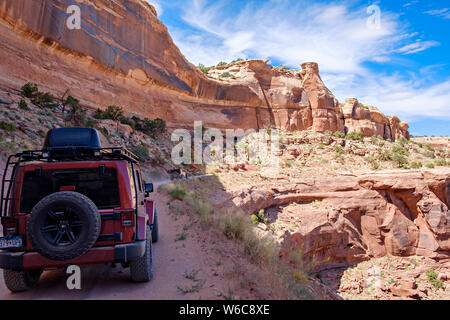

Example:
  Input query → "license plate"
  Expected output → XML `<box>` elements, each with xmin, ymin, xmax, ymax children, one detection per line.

<box><xmin>0</xmin><ymin>236</ymin><xmax>23</xmax><ymax>249</ymax></box>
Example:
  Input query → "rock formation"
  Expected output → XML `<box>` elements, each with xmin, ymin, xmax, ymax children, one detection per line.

<box><xmin>220</xmin><ymin>169</ymin><xmax>450</xmax><ymax>270</ymax></box>
<box><xmin>0</xmin><ymin>0</ymin><xmax>409</xmax><ymax>139</ymax></box>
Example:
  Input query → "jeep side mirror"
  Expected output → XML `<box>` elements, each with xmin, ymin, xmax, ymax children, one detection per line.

<box><xmin>145</xmin><ymin>183</ymin><xmax>154</xmax><ymax>196</ymax></box>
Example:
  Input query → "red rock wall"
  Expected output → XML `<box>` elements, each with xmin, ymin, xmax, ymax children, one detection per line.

<box><xmin>0</xmin><ymin>0</ymin><xmax>409</xmax><ymax>139</ymax></box>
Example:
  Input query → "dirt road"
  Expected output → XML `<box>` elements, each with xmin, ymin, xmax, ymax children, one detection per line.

<box><xmin>0</xmin><ymin>190</ymin><xmax>238</xmax><ymax>300</ymax></box>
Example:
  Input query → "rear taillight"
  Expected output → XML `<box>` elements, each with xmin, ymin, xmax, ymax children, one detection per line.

<box><xmin>121</xmin><ymin>212</ymin><xmax>134</xmax><ymax>228</ymax></box>
<box><xmin>1</xmin><ymin>217</ymin><xmax>18</xmax><ymax>236</ymax></box>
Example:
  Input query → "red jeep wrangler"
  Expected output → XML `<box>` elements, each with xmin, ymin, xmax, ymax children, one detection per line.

<box><xmin>0</xmin><ymin>127</ymin><xmax>158</xmax><ymax>292</ymax></box>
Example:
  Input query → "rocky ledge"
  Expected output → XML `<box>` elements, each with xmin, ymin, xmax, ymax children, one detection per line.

<box><xmin>219</xmin><ymin>168</ymin><xmax>450</xmax><ymax>269</ymax></box>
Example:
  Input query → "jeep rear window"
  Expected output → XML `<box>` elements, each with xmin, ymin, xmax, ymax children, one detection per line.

<box><xmin>20</xmin><ymin>168</ymin><xmax>120</xmax><ymax>213</ymax></box>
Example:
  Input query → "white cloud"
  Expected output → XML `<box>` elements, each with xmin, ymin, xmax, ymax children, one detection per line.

<box><xmin>322</xmin><ymin>72</ymin><xmax>450</xmax><ymax>121</ymax></box>
<box><xmin>395</xmin><ymin>40</ymin><xmax>440</xmax><ymax>54</ymax></box>
<box><xmin>168</xmin><ymin>0</ymin><xmax>449</xmax><ymax>120</ymax></box>
<box><xmin>425</xmin><ymin>8</ymin><xmax>450</xmax><ymax>19</ymax></box>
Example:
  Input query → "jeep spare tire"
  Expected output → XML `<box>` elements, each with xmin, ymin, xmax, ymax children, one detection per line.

<box><xmin>27</xmin><ymin>192</ymin><xmax>101</xmax><ymax>261</ymax></box>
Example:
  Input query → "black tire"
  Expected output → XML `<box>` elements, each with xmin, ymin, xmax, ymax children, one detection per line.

<box><xmin>3</xmin><ymin>269</ymin><xmax>43</xmax><ymax>292</ymax></box>
<box><xmin>151</xmin><ymin>211</ymin><xmax>159</xmax><ymax>243</ymax></box>
<box><xmin>130</xmin><ymin>226</ymin><xmax>153</xmax><ymax>282</ymax></box>
<box><xmin>27</xmin><ymin>191</ymin><xmax>101</xmax><ymax>261</ymax></box>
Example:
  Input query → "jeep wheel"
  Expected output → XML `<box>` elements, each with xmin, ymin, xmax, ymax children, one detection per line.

<box><xmin>151</xmin><ymin>210</ymin><xmax>159</xmax><ymax>243</ymax></box>
<box><xmin>130</xmin><ymin>225</ymin><xmax>153</xmax><ymax>282</ymax></box>
<box><xmin>27</xmin><ymin>192</ymin><xmax>101</xmax><ymax>261</ymax></box>
<box><xmin>3</xmin><ymin>269</ymin><xmax>43</xmax><ymax>292</ymax></box>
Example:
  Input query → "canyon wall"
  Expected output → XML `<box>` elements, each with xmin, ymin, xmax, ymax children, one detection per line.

<box><xmin>0</xmin><ymin>0</ymin><xmax>409</xmax><ymax>139</ymax></box>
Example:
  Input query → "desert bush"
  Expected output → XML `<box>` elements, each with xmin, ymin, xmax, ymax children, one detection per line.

<box><xmin>333</xmin><ymin>131</ymin><xmax>345</xmax><ymax>138</ymax></box>
<box><xmin>435</xmin><ymin>159</ymin><xmax>448</xmax><ymax>167</ymax></box>
<box><xmin>196</xmin><ymin>64</ymin><xmax>210</xmax><ymax>74</ymax></box>
<box><xmin>21</xmin><ymin>83</ymin><xmax>38</xmax><ymax>98</ymax></box>
<box><xmin>32</xmin><ymin>91</ymin><xmax>59</xmax><ymax>109</ymax></box>
<box><xmin>64</xmin><ymin>96</ymin><xmax>86</xmax><ymax>125</ymax></box>
<box><xmin>85</xmin><ymin>118</ymin><xmax>96</xmax><ymax>128</ymax></box>
<box><xmin>0</xmin><ymin>121</ymin><xmax>15</xmax><ymax>132</ymax></box>
<box><xmin>426</xmin><ymin>163</ymin><xmax>435</xmax><ymax>169</ymax></box>
<box><xmin>410</xmin><ymin>162</ymin><xmax>423</xmax><ymax>169</ymax></box>
<box><xmin>18</xmin><ymin>99</ymin><xmax>29</xmax><ymax>110</ymax></box>
<box><xmin>392</xmin><ymin>152</ymin><xmax>409</xmax><ymax>168</ymax></box>
<box><xmin>251</xmin><ymin>209</ymin><xmax>268</xmax><ymax>225</ymax></box>
<box><xmin>426</xmin><ymin>269</ymin><xmax>444</xmax><ymax>289</ymax></box>
<box><xmin>334</xmin><ymin>145</ymin><xmax>346</xmax><ymax>155</ymax></box>
<box><xmin>217</xmin><ymin>61</ymin><xmax>228</xmax><ymax>67</ymax></box>
<box><xmin>169</xmin><ymin>188</ymin><xmax>187</xmax><ymax>201</ymax></box>
<box><xmin>392</xmin><ymin>144</ymin><xmax>409</xmax><ymax>155</ymax></box>
<box><xmin>132</xmin><ymin>116</ymin><xmax>166</xmax><ymax>138</ymax></box>
<box><xmin>346</xmin><ymin>131</ymin><xmax>364</xmax><ymax>141</ymax></box>
<box><xmin>220</xmin><ymin>72</ymin><xmax>232</xmax><ymax>78</ymax></box>
<box><xmin>119</xmin><ymin>116</ymin><xmax>135</xmax><ymax>129</ymax></box>
<box><xmin>364</xmin><ymin>156</ymin><xmax>380</xmax><ymax>170</ymax></box>
<box><xmin>130</xmin><ymin>144</ymin><xmax>150</xmax><ymax>162</ymax></box>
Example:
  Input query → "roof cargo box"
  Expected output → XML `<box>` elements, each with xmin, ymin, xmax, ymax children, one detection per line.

<box><xmin>43</xmin><ymin>127</ymin><xmax>102</xmax><ymax>158</ymax></box>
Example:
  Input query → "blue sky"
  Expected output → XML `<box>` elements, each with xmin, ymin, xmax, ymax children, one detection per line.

<box><xmin>147</xmin><ymin>0</ymin><xmax>450</xmax><ymax>136</ymax></box>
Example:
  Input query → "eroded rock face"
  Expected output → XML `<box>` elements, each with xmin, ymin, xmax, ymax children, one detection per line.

<box><xmin>221</xmin><ymin>169</ymin><xmax>450</xmax><ymax>271</ymax></box>
<box><xmin>0</xmin><ymin>0</ymin><xmax>409</xmax><ymax>138</ymax></box>
<box><xmin>340</xmin><ymin>98</ymin><xmax>409</xmax><ymax>140</ymax></box>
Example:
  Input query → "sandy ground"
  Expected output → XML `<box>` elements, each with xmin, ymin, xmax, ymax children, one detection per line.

<box><xmin>0</xmin><ymin>189</ymin><xmax>243</xmax><ymax>300</ymax></box>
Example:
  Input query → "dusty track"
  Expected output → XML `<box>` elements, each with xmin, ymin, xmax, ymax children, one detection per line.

<box><xmin>0</xmin><ymin>189</ymin><xmax>238</xmax><ymax>300</ymax></box>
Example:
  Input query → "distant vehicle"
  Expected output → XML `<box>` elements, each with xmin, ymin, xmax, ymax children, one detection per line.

<box><xmin>168</xmin><ymin>168</ymin><xmax>189</xmax><ymax>180</ymax></box>
<box><xmin>0</xmin><ymin>127</ymin><xmax>158</xmax><ymax>292</ymax></box>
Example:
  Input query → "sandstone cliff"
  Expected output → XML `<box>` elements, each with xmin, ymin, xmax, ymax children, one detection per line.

<box><xmin>0</xmin><ymin>0</ymin><xmax>409</xmax><ymax>139</ymax></box>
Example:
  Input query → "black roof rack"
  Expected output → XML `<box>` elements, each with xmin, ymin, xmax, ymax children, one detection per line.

<box><xmin>8</xmin><ymin>147</ymin><xmax>139</xmax><ymax>164</ymax></box>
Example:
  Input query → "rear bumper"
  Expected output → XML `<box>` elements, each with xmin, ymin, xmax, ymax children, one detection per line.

<box><xmin>0</xmin><ymin>241</ymin><xmax>146</xmax><ymax>271</ymax></box>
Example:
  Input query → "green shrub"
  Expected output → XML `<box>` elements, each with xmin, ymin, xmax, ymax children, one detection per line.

<box><xmin>220</xmin><ymin>72</ymin><xmax>232</xmax><ymax>78</ymax></box>
<box><xmin>169</xmin><ymin>188</ymin><xmax>187</xmax><ymax>201</ymax></box>
<box><xmin>32</xmin><ymin>91</ymin><xmax>59</xmax><ymax>109</ymax></box>
<box><xmin>103</xmin><ymin>105</ymin><xmax>124</xmax><ymax>121</ymax></box>
<box><xmin>94</xmin><ymin>108</ymin><xmax>106</xmax><ymax>119</ymax></box>
<box><xmin>64</xmin><ymin>96</ymin><xmax>86</xmax><ymax>125</ymax></box>
<box><xmin>130</xmin><ymin>144</ymin><xmax>150</xmax><ymax>162</ymax></box>
<box><xmin>398</xmin><ymin>137</ymin><xmax>410</xmax><ymax>146</ymax></box>
<box><xmin>426</xmin><ymin>163</ymin><xmax>435</xmax><ymax>169</ymax></box>
<box><xmin>217</xmin><ymin>61</ymin><xmax>228</xmax><ymax>67</ymax></box>
<box><xmin>251</xmin><ymin>209</ymin><xmax>268</xmax><ymax>225</ymax></box>
<box><xmin>21</xmin><ymin>83</ymin><xmax>38</xmax><ymax>98</ymax></box>
<box><xmin>346</xmin><ymin>131</ymin><xmax>364</xmax><ymax>141</ymax></box>
<box><xmin>324</xmin><ymin>130</ymin><xmax>332</xmax><ymax>137</ymax></box>
<box><xmin>85</xmin><ymin>118</ymin><xmax>96</xmax><ymax>128</ymax></box>
<box><xmin>392</xmin><ymin>144</ymin><xmax>409</xmax><ymax>156</ymax></box>
<box><xmin>364</xmin><ymin>156</ymin><xmax>380</xmax><ymax>170</ymax></box>
<box><xmin>131</xmin><ymin>116</ymin><xmax>166</xmax><ymax>138</ymax></box>
<box><xmin>196</xmin><ymin>64</ymin><xmax>210</xmax><ymax>74</ymax></box>
<box><xmin>391</xmin><ymin>152</ymin><xmax>408</xmax><ymax>168</ymax></box>
<box><xmin>435</xmin><ymin>159</ymin><xmax>448</xmax><ymax>167</ymax></box>
<box><xmin>0</xmin><ymin>121</ymin><xmax>15</xmax><ymax>132</ymax></box>
<box><xmin>119</xmin><ymin>116</ymin><xmax>135</xmax><ymax>129</ymax></box>
<box><xmin>333</xmin><ymin>131</ymin><xmax>345</xmax><ymax>139</ymax></box>
<box><xmin>410</xmin><ymin>162</ymin><xmax>423</xmax><ymax>169</ymax></box>
<box><xmin>18</xmin><ymin>99</ymin><xmax>29</xmax><ymax>110</ymax></box>
<box><xmin>426</xmin><ymin>269</ymin><xmax>444</xmax><ymax>289</ymax></box>
<box><xmin>359</xmin><ymin>103</ymin><xmax>369</xmax><ymax>110</ymax></box>
<box><xmin>334</xmin><ymin>145</ymin><xmax>346</xmax><ymax>155</ymax></box>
